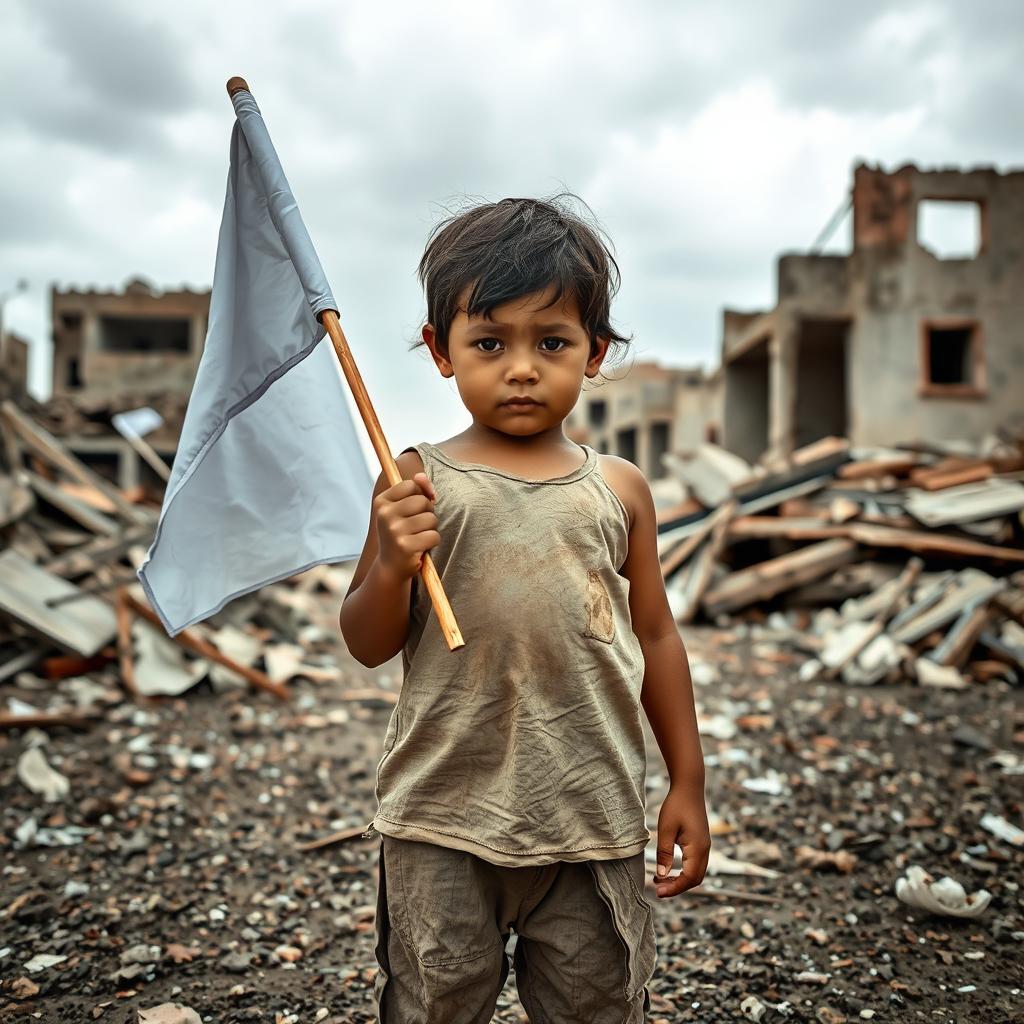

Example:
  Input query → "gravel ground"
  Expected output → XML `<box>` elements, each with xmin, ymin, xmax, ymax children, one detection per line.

<box><xmin>1</xmin><ymin>608</ymin><xmax>1022</xmax><ymax>1023</ymax></box>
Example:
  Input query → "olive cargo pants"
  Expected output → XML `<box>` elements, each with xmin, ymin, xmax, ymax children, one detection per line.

<box><xmin>372</xmin><ymin>834</ymin><xmax>657</xmax><ymax>1023</ymax></box>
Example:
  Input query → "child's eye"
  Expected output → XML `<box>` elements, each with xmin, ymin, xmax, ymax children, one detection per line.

<box><xmin>540</xmin><ymin>337</ymin><xmax>569</xmax><ymax>352</ymax></box>
<box><xmin>474</xmin><ymin>338</ymin><xmax>503</xmax><ymax>352</ymax></box>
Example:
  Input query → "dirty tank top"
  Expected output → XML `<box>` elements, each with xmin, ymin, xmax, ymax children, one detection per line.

<box><xmin>370</xmin><ymin>441</ymin><xmax>650</xmax><ymax>868</ymax></box>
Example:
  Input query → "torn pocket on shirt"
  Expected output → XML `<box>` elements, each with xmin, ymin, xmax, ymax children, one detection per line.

<box><xmin>582</xmin><ymin>568</ymin><xmax>615</xmax><ymax>644</ymax></box>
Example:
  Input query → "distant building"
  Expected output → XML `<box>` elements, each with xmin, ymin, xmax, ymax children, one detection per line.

<box><xmin>567</xmin><ymin>361</ymin><xmax>719</xmax><ymax>480</ymax></box>
<box><xmin>51</xmin><ymin>277</ymin><xmax>210</xmax><ymax>399</ymax></box>
<box><xmin>40</xmin><ymin>277</ymin><xmax>209</xmax><ymax>490</ymax></box>
<box><xmin>0</xmin><ymin>330</ymin><xmax>31</xmax><ymax>400</ymax></box>
<box><xmin>721</xmin><ymin>162</ymin><xmax>1024</xmax><ymax>462</ymax></box>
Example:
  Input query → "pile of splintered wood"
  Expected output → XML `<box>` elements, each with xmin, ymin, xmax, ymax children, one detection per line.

<box><xmin>0</xmin><ymin>397</ymin><xmax>369</xmax><ymax>731</ymax></box>
<box><xmin>656</xmin><ymin>431</ymin><xmax>1024</xmax><ymax>688</ymax></box>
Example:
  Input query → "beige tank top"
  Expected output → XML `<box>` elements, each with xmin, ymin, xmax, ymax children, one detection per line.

<box><xmin>370</xmin><ymin>440</ymin><xmax>650</xmax><ymax>867</ymax></box>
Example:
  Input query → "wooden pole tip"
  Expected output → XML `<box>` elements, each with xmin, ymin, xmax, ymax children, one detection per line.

<box><xmin>226</xmin><ymin>77</ymin><xmax>250</xmax><ymax>97</ymax></box>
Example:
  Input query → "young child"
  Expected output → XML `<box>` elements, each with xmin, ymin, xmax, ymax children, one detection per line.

<box><xmin>340</xmin><ymin>195</ymin><xmax>710</xmax><ymax>1023</ymax></box>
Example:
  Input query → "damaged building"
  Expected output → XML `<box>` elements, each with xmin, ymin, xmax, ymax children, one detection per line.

<box><xmin>722</xmin><ymin>162</ymin><xmax>1024</xmax><ymax>463</ymax></box>
<box><xmin>566</xmin><ymin>361</ymin><xmax>719</xmax><ymax>480</ymax></box>
<box><xmin>46</xmin><ymin>277</ymin><xmax>209</xmax><ymax>490</ymax></box>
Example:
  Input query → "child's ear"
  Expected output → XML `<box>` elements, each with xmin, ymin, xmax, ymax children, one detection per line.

<box><xmin>422</xmin><ymin>324</ymin><xmax>455</xmax><ymax>378</ymax></box>
<box><xmin>585</xmin><ymin>335</ymin><xmax>611</xmax><ymax>378</ymax></box>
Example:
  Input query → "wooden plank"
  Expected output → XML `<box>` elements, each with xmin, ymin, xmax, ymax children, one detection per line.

<box><xmin>676</xmin><ymin>499</ymin><xmax>737</xmax><ymax>623</ymax></box>
<box><xmin>916</xmin><ymin>463</ymin><xmax>993</xmax><ymax>491</ymax></box>
<box><xmin>0</xmin><ymin>549</ymin><xmax>118</xmax><ymax>657</ymax></box>
<box><xmin>931</xmin><ymin>600</ymin><xmax>994</xmax><ymax>668</ymax></box>
<box><xmin>660</xmin><ymin>508</ymin><xmax>718</xmax><ymax>580</ymax></box>
<box><xmin>702</xmin><ymin>538</ymin><xmax>858</xmax><ymax>618</ymax></box>
<box><xmin>890</xmin><ymin>571</ymin><xmax>1005</xmax><ymax>644</ymax></box>
<box><xmin>0</xmin><ymin>710</ymin><xmax>99</xmax><ymax>731</ymax></box>
<box><xmin>658</xmin><ymin>447</ymin><xmax>850</xmax><ymax>536</ymax></box>
<box><xmin>993</xmin><ymin>589</ymin><xmax>1024</xmax><ymax>627</ymax></box>
<box><xmin>0</xmin><ymin>400</ymin><xmax>150</xmax><ymax>526</ymax></box>
<box><xmin>838</xmin><ymin>456</ymin><xmax>919</xmax><ymax>480</ymax></box>
<box><xmin>0</xmin><ymin>474</ymin><xmax>34</xmax><ymax>527</ymax></box>
<box><xmin>726</xmin><ymin>516</ymin><xmax>1024</xmax><ymax>563</ymax></box>
<box><xmin>24</xmin><ymin>469</ymin><xmax>121</xmax><ymax>536</ymax></box>
<box><xmin>44</xmin><ymin>524</ymin><xmax>152</xmax><ymax>578</ymax></box>
<box><xmin>904</xmin><ymin>478</ymin><xmax>1024</xmax><ymax>527</ymax></box>
<box><xmin>122</xmin><ymin>590</ymin><xmax>288</xmax><ymax>701</ymax></box>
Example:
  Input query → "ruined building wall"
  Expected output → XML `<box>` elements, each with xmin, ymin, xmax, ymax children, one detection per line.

<box><xmin>846</xmin><ymin>165</ymin><xmax>1024</xmax><ymax>446</ymax></box>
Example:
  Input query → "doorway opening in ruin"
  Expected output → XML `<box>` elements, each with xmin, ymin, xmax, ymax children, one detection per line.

<box><xmin>795</xmin><ymin>317</ymin><xmax>850</xmax><ymax>448</ymax></box>
<box><xmin>649</xmin><ymin>420</ymin><xmax>670</xmax><ymax>479</ymax></box>
<box><xmin>615</xmin><ymin>426</ymin><xmax>637</xmax><ymax>465</ymax></box>
<box><xmin>723</xmin><ymin>336</ymin><xmax>769</xmax><ymax>463</ymax></box>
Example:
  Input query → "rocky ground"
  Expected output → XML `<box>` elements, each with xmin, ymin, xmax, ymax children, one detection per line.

<box><xmin>1</xmin><ymin>601</ymin><xmax>1022</xmax><ymax>1023</ymax></box>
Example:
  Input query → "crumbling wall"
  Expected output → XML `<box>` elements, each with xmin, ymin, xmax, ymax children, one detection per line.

<box><xmin>847</xmin><ymin>165</ymin><xmax>1024</xmax><ymax>446</ymax></box>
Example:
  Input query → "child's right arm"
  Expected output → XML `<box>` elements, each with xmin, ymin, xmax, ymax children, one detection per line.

<box><xmin>339</xmin><ymin>451</ymin><xmax>440</xmax><ymax>667</ymax></box>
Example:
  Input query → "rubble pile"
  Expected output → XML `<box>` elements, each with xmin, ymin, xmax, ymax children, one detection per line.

<box><xmin>0</xmin><ymin>396</ymin><xmax>1021</xmax><ymax>1019</ymax></box>
<box><xmin>658</xmin><ymin>433</ymin><xmax>1024</xmax><ymax>689</ymax></box>
<box><xmin>0</xmin><ymin>397</ymin><xmax>397</xmax><ymax>748</ymax></box>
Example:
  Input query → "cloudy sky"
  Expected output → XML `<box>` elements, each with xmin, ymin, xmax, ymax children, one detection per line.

<box><xmin>2</xmin><ymin>0</ymin><xmax>1022</xmax><ymax>457</ymax></box>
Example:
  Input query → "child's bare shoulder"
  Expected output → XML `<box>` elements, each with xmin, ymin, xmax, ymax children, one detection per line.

<box><xmin>396</xmin><ymin>447</ymin><xmax>426</xmax><ymax>478</ymax></box>
<box><xmin>595</xmin><ymin>452</ymin><xmax>651</xmax><ymax>532</ymax></box>
<box><xmin>370</xmin><ymin>448</ymin><xmax>425</xmax><ymax>494</ymax></box>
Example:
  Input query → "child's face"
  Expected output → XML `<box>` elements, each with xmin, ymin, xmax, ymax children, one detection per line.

<box><xmin>422</xmin><ymin>283</ymin><xmax>610</xmax><ymax>438</ymax></box>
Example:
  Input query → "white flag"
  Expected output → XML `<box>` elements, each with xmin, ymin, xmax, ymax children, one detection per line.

<box><xmin>137</xmin><ymin>87</ymin><xmax>374</xmax><ymax>637</ymax></box>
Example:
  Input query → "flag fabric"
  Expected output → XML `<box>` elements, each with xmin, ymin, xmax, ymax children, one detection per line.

<box><xmin>137</xmin><ymin>87</ymin><xmax>374</xmax><ymax>637</ymax></box>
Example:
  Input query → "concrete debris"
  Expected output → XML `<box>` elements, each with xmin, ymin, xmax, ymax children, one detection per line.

<box><xmin>16</xmin><ymin>746</ymin><xmax>69</xmax><ymax>801</ymax></box>
<box><xmin>895</xmin><ymin>865</ymin><xmax>992</xmax><ymax>918</ymax></box>
<box><xmin>137</xmin><ymin>1005</ymin><xmax>202</xmax><ymax>1024</ymax></box>
<box><xmin>980</xmin><ymin>813</ymin><xmax>1024</xmax><ymax>847</ymax></box>
<box><xmin>0</xmin><ymin>399</ymin><xmax>374</xmax><ymax>723</ymax></box>
<box><xmin>658</xmin><ymin>430</ymin><xmax>1024</xmax><ymax>689</ymax></box>
<box><xmin>706</xmin><ymin>849</ymin><xmax>782</xmax><ymax>879</ymax></box>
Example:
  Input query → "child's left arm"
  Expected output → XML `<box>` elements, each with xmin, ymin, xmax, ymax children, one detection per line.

<box><xmin>606</xmin><ymin>457</ymin><xmax>710</xmax><ymax>900</ymax></box>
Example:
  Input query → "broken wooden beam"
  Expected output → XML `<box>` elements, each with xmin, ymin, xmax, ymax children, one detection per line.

<box><xmin>702</xmin><ymin>538</ymin><xmax>858</xmax><ymax>618</ymax></box>
<box><xmin>121</xmin><ymin>590</ymin><xmax>288</xmax><ymax>700</ymax></box>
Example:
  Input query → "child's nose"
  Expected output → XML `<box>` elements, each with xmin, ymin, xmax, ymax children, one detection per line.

<box><xmin>506</xmin><ymin>360</ymin><xmax>539</xmax><ymax>383</ymax></box>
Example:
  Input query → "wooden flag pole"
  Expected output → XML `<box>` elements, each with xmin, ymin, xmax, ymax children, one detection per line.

<box><xmin>226</xmin><ymin>77</ymin><xmax>465</xmax><ymax>651</ymax></box>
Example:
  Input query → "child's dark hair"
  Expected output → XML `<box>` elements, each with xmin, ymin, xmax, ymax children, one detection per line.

<box><xmin>412</xmin><ymin>192</ymin><xmax>631</xmax><ymax>360</ymax></box>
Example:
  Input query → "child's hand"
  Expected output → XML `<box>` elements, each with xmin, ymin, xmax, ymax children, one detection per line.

<box><xmin>373</xmin><ymin>471</ymin><xmax>441</xmax><ymax>581</ymax></box>
<box><xmin>653</xmin><ymin>783</ymin><xmax>711</xmax><ymax>899</ymax></box>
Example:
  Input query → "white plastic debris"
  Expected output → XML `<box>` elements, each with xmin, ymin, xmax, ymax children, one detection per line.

<box><xmin>698</xmin><ymin>713</ymin><xmax>737</xmax><ymax>741</ymax></box>
<box><xmin>207</xmin><ymin>623</ymin><xmax>262</xmax><ymax>691</ymax></box>
<box><xmin>17</xmin><ymin>747</ymin><xmax>69</xmax><ymax>802</ymax></box>
<box><xmin>132</xmin><ymin>619</ymin><xmax>210</xmax><ymax>697</ymax></box>
<box><xmin>689</xmin><ymin>659</ymin><xmax>720</xmax><ymax>687</ymax></box>
<box><xmin>24</xmin><ymin>953</ymin><xmax>67</xmax><ymax>972</ymax></box>
<box><xmin>8</xmin><ymin>696</ymin><xmax>40</xmax><ymax>717</ymax></box>
<box><xmin>914</xmin><ymin>658</ymin><xmax>967</xmax><ymax>690</ymax></box>
<box><xmin>707</xmin><ymin>849</ymin><xmax>781</xmax><ymax>879</ymax></box>
<box><xmin>137</xmin><ymin>1005</ymin><xmax>203</xmax><ymax>1024</ymax></box>
<box><xmin>741</xmin><ymin>771</ymin><xmax>787</xmax><ymax>796</ymax></box>
<box><xmin>895</xmin><ymin>865</ymin><xmax>992</xmax><ymax>918</ymax></box>
<box><xmin>980</xmin><ymin>813</ymin><xmax>1024</xmax><ymax>846</ymax></box>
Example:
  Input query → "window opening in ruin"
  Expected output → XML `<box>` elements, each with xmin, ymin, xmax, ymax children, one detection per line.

<box><xmin>917</xmin><ymin>200</ymin><xmax>982</xmax><ymax>260</ymax></box>
<box><xmin>98</xmin><ymin>316</ymin><xmax>190</xmax><ymax>353</ymax></box>
<box><xmin>926</xmin><ymin>325</ymin><xmax>974</xmax><ymax>384</ymax></box>
<box><xmin>588</xmin><ymin>399</ymin><xmax>607</xmax><ymax>428</ymax></box>
<box><xmin>66</xmin><ymin>357</ymin><xmax>82</xmax><ymax>388</ymax></box>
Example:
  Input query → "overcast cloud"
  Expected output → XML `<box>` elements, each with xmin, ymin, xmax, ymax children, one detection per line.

<box><xmin>2</xmin><ymin>0</ymin><xmax>1022</xmax><ymax>456</ymax></box>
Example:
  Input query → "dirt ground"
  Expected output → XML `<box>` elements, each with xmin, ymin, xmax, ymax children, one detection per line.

<box><xmin>1</xmin><ymin>600</ymin><xmax>1022</xmax><ymax>1023</ymax></box>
